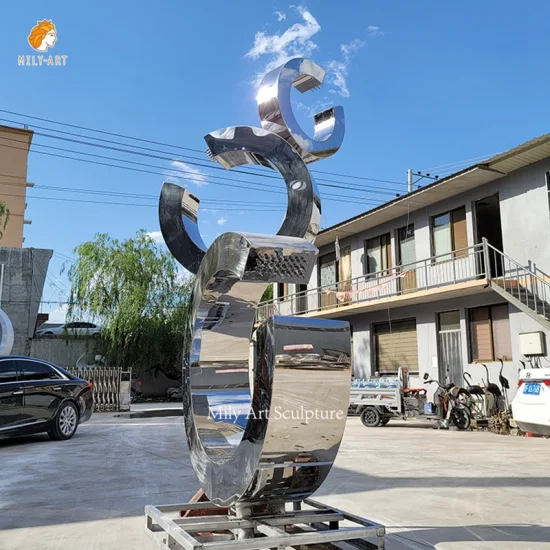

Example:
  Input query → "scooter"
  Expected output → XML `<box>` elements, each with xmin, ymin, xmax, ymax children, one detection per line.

<box><xmin>422</xmin><ymin>373</ymin><xmax>472</xmax><ymax>430</ymax></box>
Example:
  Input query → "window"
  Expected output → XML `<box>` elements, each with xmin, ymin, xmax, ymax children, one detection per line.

<box><xmin>469</xmin><ymin>304</ymin><xmax>512</xmax><ymax>361</ymax></box>
<box><xmin>365</xmin><ymin>233</ymin><xmax>392</xmax><ymax>277</ymax></box>
<box><xmin>438</xmin><ymin>310</ymin><xmax>460</xmax><ymax>331</ymax></box>
<box><xmin>18</xmin><ymin>360</ymin><xmax>61</xmax><ymax>381</ymax></box>
<box><xmin>0</xmin><ymin>360</ymin><xmax>19</xmax><ymax>383</ymax></box>
<box><xmin>373</xmin><ymin>318</ymin><xmax>418</xmax><ymax>374</ymax></box>
<box><xmin>546</xmin><ymin>171</ymin><xmax>550</xmax><ymax>215</ymax></box>
<box><xmin>432</xmin><ymin>206</ymin><xmax>468</xmax><ymax>261</ymax></box>
<box><xmin>203</xmin><ymin>302</ymin><xmax>229</xmax><ymax>331</ymax></box>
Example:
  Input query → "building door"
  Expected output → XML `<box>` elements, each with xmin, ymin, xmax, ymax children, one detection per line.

<box><xmin>319</xmin><ymin>252</ymin><xmax>338</xmax><ymax>309</ymax></box>
<box><xmin>338</xmin><ymin>246</ymin><xmax>352</xmax><ymax>304</ymax></box>
<box><xmin>373</xmin><ymin>318</ymin><xmax>418</xmax><ymax>375</ymax></box>
<box><xmin>397</xmin><ymin>225</ymin><xmax>417</xmax><ymax>292</ymax></box>
<box><xmin>437</xmin><ymin>310</ymin><xmax>463</xmax><ymax>386</ymax></box>
<box><xmin>475</xmin><ymin>194</ymin><xmax>504</xmax><ymax>277</ymax></box>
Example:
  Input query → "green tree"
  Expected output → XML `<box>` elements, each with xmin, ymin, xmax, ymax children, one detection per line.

<box><xmin>260</xmin><ymin>283</ymin><xmax>273</xmax><ymax>302</ymax></box>
<box><xmin>66</xmin><ymin>230</ymin><xmax>193</xmax><ymax>380</ymax></box>
<box><xmin>0</xmin><ymin>202</ymin><xmax>11</xmax><ymax>240</ymax></box>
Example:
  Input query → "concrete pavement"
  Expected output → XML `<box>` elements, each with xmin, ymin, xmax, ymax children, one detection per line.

<box><xmin>1</xmin><ymin>409</ymin><xmax>549</xmax><ymax>549</ymax></box>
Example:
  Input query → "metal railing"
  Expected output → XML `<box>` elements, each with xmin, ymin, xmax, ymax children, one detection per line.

<box><xmin>484</xmin><ymin>239</ymin><xmax>550</xmax><ymax>320</ymax></box>
<box><xmin>257</xmin><ymin>243</ymin><xmax>486</xmax><ymax>321</ymax></box>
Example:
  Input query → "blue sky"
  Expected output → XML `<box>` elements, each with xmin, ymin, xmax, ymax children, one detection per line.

<box><xmin>2</xmin><ymin>1</ymin><xmax>550</xmax><ymax>319</ymax></box>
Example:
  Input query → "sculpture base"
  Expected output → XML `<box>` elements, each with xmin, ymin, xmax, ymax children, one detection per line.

<box><xmin>145</xmin><ymin>498</ymin><xmax>385</xmax><ymax>550</ymax></box>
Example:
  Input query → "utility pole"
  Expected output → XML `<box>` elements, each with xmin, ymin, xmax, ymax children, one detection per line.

<box><xmin>407</xmin><ymin>168</ymin><xmax>413</xmax><ymax>194</ymax></box>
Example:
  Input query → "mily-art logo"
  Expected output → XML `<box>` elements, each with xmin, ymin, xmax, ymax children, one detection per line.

<box><xmin>18</xmin><ymin>20</ymin><xmax>68</xmax><ymax>67</ymax></box>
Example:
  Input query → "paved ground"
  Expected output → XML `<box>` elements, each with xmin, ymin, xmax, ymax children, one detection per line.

<box><xmin>1</xmin><ymin>406</ymin><xmax>550</xmax><ymax>549</ymax></box>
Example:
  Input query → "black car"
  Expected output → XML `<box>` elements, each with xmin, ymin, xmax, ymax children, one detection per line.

<box><xmin>0</xmin><ymin>355</ymin><xmax>93</xmax><ymax>441</ymax></box>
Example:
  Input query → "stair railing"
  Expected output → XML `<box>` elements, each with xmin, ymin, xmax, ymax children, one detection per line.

<box><xmin>483</xmin><ymin>238</ymin><xmax>550</xmax><ymax>319</ymax></box>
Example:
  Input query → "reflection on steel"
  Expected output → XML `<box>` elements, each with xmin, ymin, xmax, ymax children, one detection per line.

<box><xmin>159</xmin><ymin>182</ymin><xmax>206</xmax><ymax>275</ymax></box>
<box><xmin>204</xmin><ymin>126</ymin><xmax>321</xmax><ymax>242</ymax></box>
<box><xmin>187</xmin><ymin>314</ymin><xmax>350</xmax><ymax>505</ymax></box>
<box><xmin>0</xmin><ymin>308</ymin><xmax>14</xmax><ymax>355</ymax></box>
<box><xmin>159</xmin><ymin>57</ymin><xmax>350</xmax><ymax>507</ymax></box>
<box><xmin>257</xmin><ymin>58</ymin><xmax>345</xmax><ymax>164</ymax></box>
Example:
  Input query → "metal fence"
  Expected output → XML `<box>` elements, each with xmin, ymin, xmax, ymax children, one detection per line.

<box><xmin>257</xmin><ymin>243</ymin><xmax>486</xmax><ymax>321</ymax></box>
<box><xmin>67</xmin><ymin>366</ymin><xmax>130</xmax><ymax>412</ymax></box>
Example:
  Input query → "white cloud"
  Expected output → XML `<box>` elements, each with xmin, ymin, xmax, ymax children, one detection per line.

<box><xmin>217</xmin><ymin>216</ymin><xmax>228</xmax><ymax>226</ymax></box>
<box><xmin>166</xmin><ymin>160</ymin><xmax>209</xmax><ymax>187</ymax></box>
<box><xmin>367</xmin><ymin>25</ymin><xmax>385</xmax><ymax>37</ymax></box>
<box><xmin>146</xmin><ymin>231</ymin><xmax>164</xmax><ymax>244</ymax></box>
<box><xmin>327</xmin><ymin>38</ymin><xmax>365</xmax><ymax>98</ymax></box>
<box><xmin>274</xmin><ymin>10</ymin><xmax>286</xmax><ymax>21</ymax></box>
<box><xmin>341</xmin><ymin>38</ymin><xmax>365</xmax><ymax>59</ymax></box>
<box><xmin>295</xmin><ymin>98</ymin><xmax>333</xmax><ymax>118</ymax></box>
<box><xmin>245</xmin><ymin>5</ymin><xmax>321</xmax><ymax>87</ymax></box>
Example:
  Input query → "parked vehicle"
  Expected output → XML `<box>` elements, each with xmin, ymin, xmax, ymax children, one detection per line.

<box><xmin>423</xmin><ymin>374</ymin><xmax>472</xmax><ymax>430</ymax></box>
<box><xmin>36</xmin><ymin>321</ymin><xmax>101</xmax><ymax>337</ymax></box>
<box><xmin>349</xmin><ymin>368</ymin><xmax>432</xmax><ymax>427</ymax></box>
<box><xmin>511</xmin><ymin>367</ymin><xmax>550</xmax><ymax>436</ymax></box>
<box><xmin>0</xmin><ymin>355</ymin><xmax>93</xmax><ymax>440</ymax></box>
<box><xmin>131</xmin><ymin>374</ymin><xmax>143</xmax><ymax>403</ymax></box>
<box><xmin>350</xmin><ymin>368</ymin><xmax>472</xmax><ymax>429</ymax></box>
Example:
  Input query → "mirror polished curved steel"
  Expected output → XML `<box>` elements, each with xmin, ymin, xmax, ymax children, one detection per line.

<box><xmin>0</xmin><ymin>309</ymin><xmax>14</xmax><ymax>355</ymax></box>
<box><xmin>159</xmin><ymin>182</ymin><xmax>206</xmax><ymax>275</ymax></box>
<box><xmin>159</xmin><ymin>57</ymin><xmax>350</xmax><ymax>508</ymax></box>
<box><xmin>204</xmin><ymin>126</ymin><xmax>321</xmax><ymax>242</ymax></box>
<box><xmin>257</xmin><ymin>58</ymin><xmax>345</xmax><ymax>164</ymax></box>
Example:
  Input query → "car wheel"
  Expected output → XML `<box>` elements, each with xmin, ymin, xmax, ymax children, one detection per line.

<box><xmin>360</xmin><ymin>407</ymin><xmax>382</xmax><ymax>427</ymax></box>
<box><xmin>130</xmin><ymin>390</ymin><xmax>137</xmax><ymax>404</ymax></box>
<box><xmin>48</xmin><ymin>401</ymin><xmax>80</xmax><ymax>440</ymax></box>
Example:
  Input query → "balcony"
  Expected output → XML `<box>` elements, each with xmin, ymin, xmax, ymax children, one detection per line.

<box><xmin>257</xmin><ymin>243</ymin><xmax>491</xmax><ymax>321</ymax></box>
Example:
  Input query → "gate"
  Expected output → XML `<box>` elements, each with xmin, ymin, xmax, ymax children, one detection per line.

<box><xmin>67</xmin><ymin>366</ymin><xmax>131</xmax><ymax>412</ymax></box>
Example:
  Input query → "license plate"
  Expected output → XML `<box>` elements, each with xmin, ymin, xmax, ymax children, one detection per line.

<box><xmin>524</xmin><ymin>383</ymin><xmax>541</xmax><ymax>395</ymax></box>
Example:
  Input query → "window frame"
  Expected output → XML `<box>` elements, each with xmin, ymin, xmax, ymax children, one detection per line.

<box><xmin>468</xmin><ymin>303</ymin><xmax>512</xmax><ymax>362</ymax></box>
<box><xmin>430</xmin><ymin>206</ymin><xmax>468</xmax><ymax>261</ymax></box>
<box><xmin>0</xmin><ymin>359</ymin><xmax>21</xmax><ymax>384</ymax></box>
<box><xmin>364</xmin><ymin>232</ymin><xmax>392</xmax><ymax>278</ymax></box>
<box><xmin>17</xmin><ymin>359</ymin><xmax>64</xmax><ymax>382</ymax></box>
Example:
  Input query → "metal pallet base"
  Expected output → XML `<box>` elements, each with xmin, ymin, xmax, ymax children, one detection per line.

<box><xmin>145</xmin><ymin>498</ymin><xmax>385</xmax><ymax>550</ymax></box>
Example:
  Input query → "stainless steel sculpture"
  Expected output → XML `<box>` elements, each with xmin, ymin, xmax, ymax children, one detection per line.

<box><xmin>257</xmin><ymin>58</ymin><xmax>345</xmax><ymax>164</ymax></box>
<box><xmin>0</xmin><ymin>309</ymin><xmax>14</xmax><ymax>356</ymax></box>
<box><xmin>159</xmin><ymin>57</ymin><xmax>351</xmax><ymax>507</ymax></box>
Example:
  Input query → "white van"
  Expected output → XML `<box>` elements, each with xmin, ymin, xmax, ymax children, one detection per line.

<box><xmin>511</xmin><ymin>367</ymin><xmax>550</xmax><ymax>436</ymax></box>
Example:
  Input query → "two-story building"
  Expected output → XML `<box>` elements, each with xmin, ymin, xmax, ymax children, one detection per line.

<box><xmin>262</xmin><ymin>133</ymin><xmax>550</xmax><ymax>400</ymax></box>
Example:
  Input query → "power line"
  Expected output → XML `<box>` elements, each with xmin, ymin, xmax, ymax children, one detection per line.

<box><xmin>0</xmin><ymin>141</ymin><xmax>398</xmax><ymax>208</ymax></box>
<box><xmin>0</xmin><ymin>109</ymin><xmax>408</xmax><ymax>191</ymax></box>
<box><xmin>0</xmin><ymin>132</ymin><xmax>404</xmax><ymax>198</ymax></box>
<box><xmin>419</xmin><ymin>152</ymin><xmax>500</xmax><ymax>172</ymax></box>
<box><xmin>0</xmin><ymin>137</ymin><xmax>395</xmax><ymax>202</ymax></box>
<box><xmin>0</xmin><ymin>177</ymin><xmax>390</xmax><ymax>210</ymax></box>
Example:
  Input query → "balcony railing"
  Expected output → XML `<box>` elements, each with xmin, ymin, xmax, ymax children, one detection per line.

<box><xmin>257</xmin><ymin>243</ymin><xmax>486</xmax><ymax>322</ymax></box>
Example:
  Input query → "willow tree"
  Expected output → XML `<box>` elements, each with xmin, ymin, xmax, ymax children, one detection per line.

<box><xmin>0</xmin><ymin>203</ymin><xmax>10</xmax><ymax>240</ymax></box>
<box><xmin>66</xmin><ymin>230</ymin><xmax>193</xmax><ymax>380</ymax></box>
